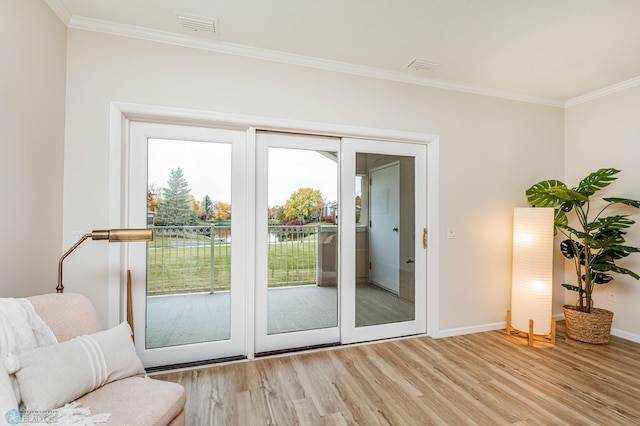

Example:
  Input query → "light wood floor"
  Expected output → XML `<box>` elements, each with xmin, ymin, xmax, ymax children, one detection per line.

<box><xmin>154</xmin><ymin>323</ymin><xmax>640</xmax><ymax>425</ymax></box>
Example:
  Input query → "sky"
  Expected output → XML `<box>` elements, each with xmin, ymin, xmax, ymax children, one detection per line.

<box><xmin>148</xmin><ymin>139</ymin><xmax>339</xmax><ymax>207</ymax></box>
<box><xmin>268</xmin><ymin>148</ymin><xmax>338</xmax><ymax>206</ymax></box>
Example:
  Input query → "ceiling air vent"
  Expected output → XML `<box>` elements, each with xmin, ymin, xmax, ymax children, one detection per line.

<box><xmin>406</xmin><ymin>58</ymin><xmax>440</xmax><ymax>72</ymax></box>
<box><xmin>176</xmin><ymin>12</ymin><xmax>219</xmax><ymax>38</ymax></box>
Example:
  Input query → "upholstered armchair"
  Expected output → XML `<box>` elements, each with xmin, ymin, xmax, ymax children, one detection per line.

<box><xmin>25</xmin><ymin>293</ymin><xmax>185</xmax><ymax>425</ymax></box>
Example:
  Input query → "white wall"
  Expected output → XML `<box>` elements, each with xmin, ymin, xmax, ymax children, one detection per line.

<box><xmin>565</xmin><ymin>86</ymin><xmax>640</xmax><ymax>340</ymax></box>
<box><xmin>63</xmin><ymin>29</ymin><xmax>565</xmax><ymax>331</ymax></box>
<box><xmin>0</xmin><ymin>1</ymin><xmax>66</xmax><ymax>297</ymax></box>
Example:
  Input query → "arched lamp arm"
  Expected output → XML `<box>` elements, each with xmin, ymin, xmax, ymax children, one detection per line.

<box><xmin>56</xmin><ymin>229</ymin><xmax>153</xmax><ymax>293</ymax></box>
<box><xmin>57</xmin><ymin>232</ymin><xmax>93</xmax><ymax>293</ymax></box>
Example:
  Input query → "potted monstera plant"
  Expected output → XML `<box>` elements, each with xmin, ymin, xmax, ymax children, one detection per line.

<box><xmin>526</xmin><ymin>168</ymin><xmax>640</xmax><ymax>344</ymax></box>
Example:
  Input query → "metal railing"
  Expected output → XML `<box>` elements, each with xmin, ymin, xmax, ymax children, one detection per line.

<box><xmin>146</xmin><ymin>225</ymin><xmax>327</xmax><ymax>295</ymax></box>
<box><xmin>268</xmin><ymin>225</ymin><xmax>318</xmax><ymax>287</ymax></box>
<box><xmin>147</xmin><ymin>226</ymin><xmax>231</xmax><ymax>295</ymax></box>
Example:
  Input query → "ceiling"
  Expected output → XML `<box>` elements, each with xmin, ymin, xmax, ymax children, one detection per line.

<box><xmin>48</xmin><ymin>0</ymin><xmax>640</xmax><ymax>106</ymax></box>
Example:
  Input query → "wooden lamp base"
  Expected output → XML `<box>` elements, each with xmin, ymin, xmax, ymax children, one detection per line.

<box><xmin>506</xmin><ymin>310</ymin><xmax>556</xmax><ymax>347</ymax></box>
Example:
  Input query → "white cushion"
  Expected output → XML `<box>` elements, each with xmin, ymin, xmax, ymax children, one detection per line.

<box><xmin>15</xmin><ymin>322</ymin><xmax>145</xmax><ymax>411</ymax></box>
<box><xmin>0</xmin><ymin>361</ymin><xmax>19</xmax><ymax>421</ymax></box>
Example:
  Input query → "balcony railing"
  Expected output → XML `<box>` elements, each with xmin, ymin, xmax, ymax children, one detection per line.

<box><xmin>147</xmin><ymin>225</ymin><xmax>330</xmax><ymax>295</ymax></box>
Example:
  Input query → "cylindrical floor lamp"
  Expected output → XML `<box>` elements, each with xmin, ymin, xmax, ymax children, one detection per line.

<box><xmin>507</xmin><ymin>208</ymin><xmax>556</xmax><ymax>346</ymax></box>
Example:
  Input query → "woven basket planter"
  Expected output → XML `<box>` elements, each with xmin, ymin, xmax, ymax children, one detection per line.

<box><xmin>562</xmin><ymin>305</ymin><xmax>614</xmax><ymax>344</ymax></box>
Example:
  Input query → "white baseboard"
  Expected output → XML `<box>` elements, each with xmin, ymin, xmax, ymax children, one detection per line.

<box><xmin>552</xmin><ymin>312</ymin><xmax>640</xmax><ymax>344</ymax></box>
<box><xmin>435</xmin><ymin>315</ymin><xmax>640</xmax><ymax>345</ymax></box>
<box><xmin>611</xmin><ymin>328</ymin><xmax>640</xmax><ymax>344</ymax></box>
<box><xmin>436</xmin><ymin>314</ymin><xmax>566</xmax><ymax>339</ymax></box>
<box><xmin>437</xmin><ymin>322</ymin><xmax>505</xmax><ymax>338</ymax></box>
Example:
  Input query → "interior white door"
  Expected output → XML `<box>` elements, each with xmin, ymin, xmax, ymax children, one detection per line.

<box><xmin>341</xmin><ymin>138</ymin><xmax>427</xmax><ymax>345</ymax></box>
<box><xmin>127</xmin><ymin>121</ymin><xmax>247</xmax><ymax>368</ymax></box>
<box><xmin>369</xmin><ymin>162</ymin><xmax>400</xmax><ymax>294</ymax></box>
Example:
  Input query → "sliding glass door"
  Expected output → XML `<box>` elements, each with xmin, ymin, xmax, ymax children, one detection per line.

<box><xmin>125</xmin><ymin>122</ymin><xmax>427</xmax><ymax>367</ymax></box>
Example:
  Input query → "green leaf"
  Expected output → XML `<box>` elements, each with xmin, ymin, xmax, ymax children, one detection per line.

<box><xmin>526</xmin><ymin>180</ymin><xmax>569</xmax><ymax>208</ymax></box>
<box><xmin>592</xmin><ymin>229</ymin><xmax>627</xmax><ymax>248</ymax></box>
<box><xmin>560</xmin><ymin>239</ymin><xmax>583</xmax><ymax>259</ymax></box>
<box><xmin>565</xmin><ymin>189</ymin><xmax>589</xmax><ymax>201</ymax></box>
<box><xmin>588</xmin><ymin>215</ymin><xmax>635</xmax><ymax>231</ymax></box>
<box><xmin>575</xmin><ymin>168</ymin><xmax>620</xmax><ymax>197</ymax></box>
<box><xmin>603</xmin><ymin>197</ymin><xmax>640</xmax><ymax>208</ymax></box>
<box><xmin>570</xmin><ymin>231</ymin><xmax>600</xmax><ymax>246</ymax></box>
<box><xmin>594</xmin><ymin>273</ymin><xmax>613</xmax><ymax>284</ymax></box>
<box><xmin>553</xmin><ymin>210</ymin><xmax>568</xmax><ymax>233</ymax></box>
<box><xmin>594</xmin><ymin>251</ymin><xmax>628</xmax><ymax>263</ymax></box>
<box><xmin>593</xmin><ymin>245</ymin><xmax>639</xmax><ymax>262</ymax></box>
<box><xmin>561</xmin><ymin>284</ymin><xmax>583</xmax><ymax>293</ymax></box>
<box><xmin>610</xmin><ymin>245</ymin><xmax>640</xmax><ymax>253</ymax></box>
<box><xmin>591</xmin><ymin>263</ymin><xmax>640</xmax><ymax>280</ymax></box>
<box><xmin>559</xmin><ymin>201</ymin><xmax>574</xmax><ymax>212</ymax></box>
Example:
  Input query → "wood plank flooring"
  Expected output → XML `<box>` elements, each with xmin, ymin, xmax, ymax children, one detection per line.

<box><xmin>154</xmin><ymin>324</ymin><xmax>640</xmax><ymax>425</ymax></box>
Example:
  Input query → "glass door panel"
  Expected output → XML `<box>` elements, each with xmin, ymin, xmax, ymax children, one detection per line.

<box><xmin>356</xmin><ymin>154</ymin><xmax>416</xmax><ymax>327</ymax></box>
<box><xmin>255</xmin><ymin>132</ymin><xmax>340</xmax><ymax>354</ymax></box>
<box><xmin>341</xmin><ymin>139</ymin><xmax>427</xmax><ymax>344</ymax></box>
<box><xmin>146</xmin><ymin>139</ymin><xmax>232</xmax><ymax>348</ymax></box>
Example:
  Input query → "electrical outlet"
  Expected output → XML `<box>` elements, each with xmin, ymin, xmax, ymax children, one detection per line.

<box><xmin>446</xmin><ymin>228</ymin><xmax>457</xmax><ymax>239</ymax></box>
<box><xmin>608</xmin><ymin>291</ymin><xmax>616</xmax><ymax>302</ymax></box>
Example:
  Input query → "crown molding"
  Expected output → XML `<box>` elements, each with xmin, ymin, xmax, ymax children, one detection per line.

<box><xmin>44</xmin><ymin>0</ymin><xmax>71</xmax><ymax>26</ymax></box>
<box><xmin>564</xmin><ymin>76</ymin><xmax>640</xmax><ymax>107</ymax></box>
<box><xmin>67</xmin><ymin>16</ymin><xmax>564</xmax><ymax>108</ymax></box>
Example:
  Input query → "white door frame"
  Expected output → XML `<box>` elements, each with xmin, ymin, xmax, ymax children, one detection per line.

<box><xmin>109</xmin><ymin>103</ymin><xmax>441</xmax><ymax>362</ymax></box>
<box><xmin>126</xmin><ymin>121</ymin><xmax>248</xmax><ymax>367</ymax></box>
<box><xmin>254</xmin><ymin>132</ymin><xmax>341</xmax><ymax>354</ymax></box>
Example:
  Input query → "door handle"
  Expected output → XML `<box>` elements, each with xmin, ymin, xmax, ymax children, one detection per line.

<box><xmin>406</xmin><ymin>259</ymin><xmax>414</xmax><ymax>264</ymax></box>
<box><xmin>392</xmin><ymin>227</ymin><xmax>398</xmax><ymax>232</ymax></box>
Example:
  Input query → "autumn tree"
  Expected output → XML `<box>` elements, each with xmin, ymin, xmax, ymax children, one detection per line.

<box><xmin>283</xmin><ymin>188</ymin><xmax>324</xmax><ymax>223</ymax></box>
<box><xmin>147</xmin><ymin>184</ymin><xmax>162</xmax><ymax>212</ymax></box>
<box><xmin>155</xmin><ymin>167</ymin><xmax>197</xmax><ymax>226</ymax></box>
<box><xmin>269</xmin><ymin>205</ymin><xmax>285</xmax><ymax>223</ymax></box>
<box><xmin>213</xmin><ymin>201</ymin><xmax>231</xmax><ymax>221</ymax></box>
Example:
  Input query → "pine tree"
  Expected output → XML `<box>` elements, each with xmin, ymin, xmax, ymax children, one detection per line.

<box><xmin>200</xmin><ymin>195</ymin><xmax>214</xmax><ymax>221</ymax></box>
<box><xmin>155</xmin><ymin>167</ymin><xmax>197</xmax><ymax>226</ymax></box>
